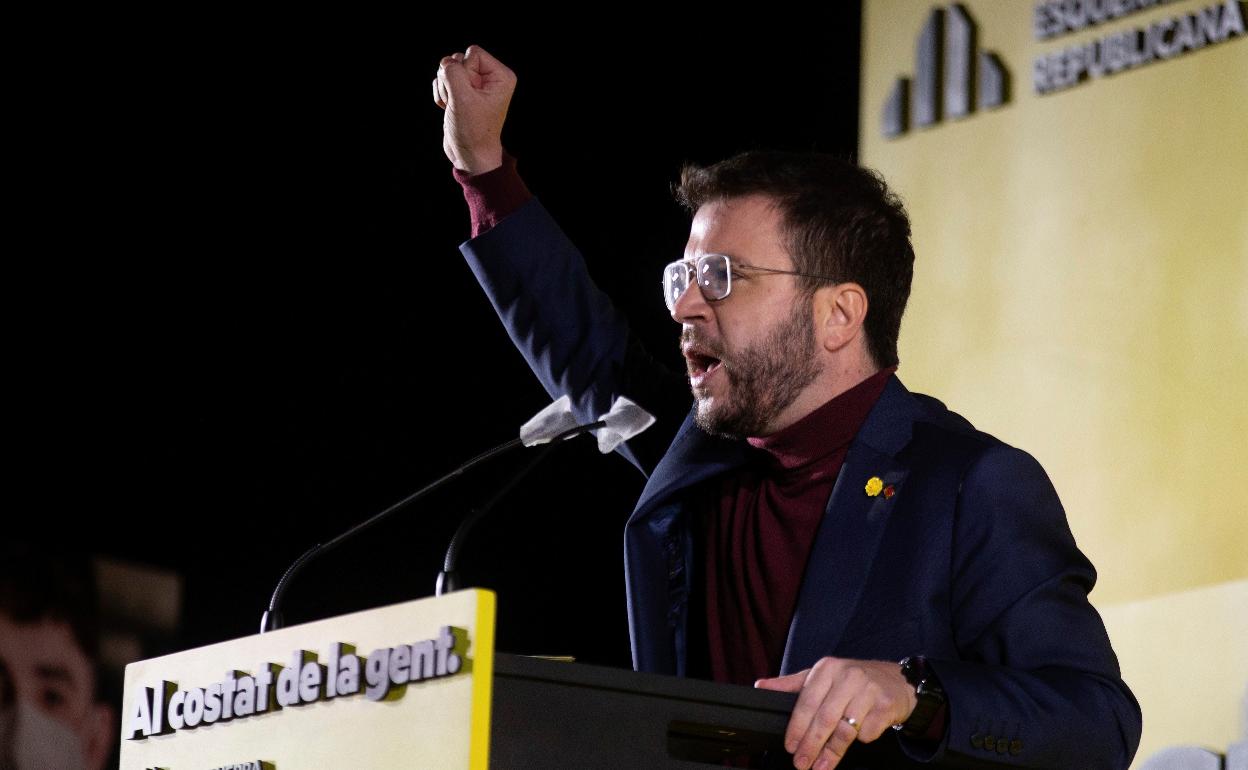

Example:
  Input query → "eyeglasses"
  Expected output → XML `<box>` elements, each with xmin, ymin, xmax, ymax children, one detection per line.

<box><xmin>662</xmin><ymin>253</ymin><xmax>838</xmax><ymax>312</ymax></box>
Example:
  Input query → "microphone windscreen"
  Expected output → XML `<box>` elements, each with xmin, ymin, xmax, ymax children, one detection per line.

<box><xmin>594</xmin><ymin>397</ymin><xmax>656</xmax><ymax>453</ymax></box>
<box><xmin>519</xmin><ymin>395</ymin><xmax>580</xmax><ymax>446</ymax></box>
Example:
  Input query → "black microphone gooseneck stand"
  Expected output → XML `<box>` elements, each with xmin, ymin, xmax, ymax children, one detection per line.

<box><xmin>260</xmin><ymin>420</ymin><xmax>605</xmax><ymax>633</ymax></box>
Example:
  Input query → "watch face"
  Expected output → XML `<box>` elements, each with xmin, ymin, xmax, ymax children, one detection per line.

<box><xmin>900</xmin><ymin>655</ymin><xmax>927</xmax><ymax>685</ymax></box>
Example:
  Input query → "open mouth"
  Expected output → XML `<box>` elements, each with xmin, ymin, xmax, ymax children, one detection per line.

<box><xmin>683</xmin><ymin>346</ymin><xmax>724</xmax><ymax>385</ymax></box>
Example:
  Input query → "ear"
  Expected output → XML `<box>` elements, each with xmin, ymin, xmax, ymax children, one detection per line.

<box><xmin>813</xmin><ymin>282</ymin><xmax>868</xmax><ymax>354</ymax></box>
<box><xmin>83</xmin><ymin>701</ymin><xmax>115</xmax><ymax>770</ymax></box>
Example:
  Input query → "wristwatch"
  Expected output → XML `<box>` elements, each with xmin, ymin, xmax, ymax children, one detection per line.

<box><xmin>894</xmin><ymin>655</ymin><xmax>946</xmax><ymax>738</ymax></box>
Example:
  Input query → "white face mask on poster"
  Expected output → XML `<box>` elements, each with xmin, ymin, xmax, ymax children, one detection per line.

<box><xmin>4</xmin><ymin>699</ymin><xmax>89</xmax><ymax>770</ymax></box>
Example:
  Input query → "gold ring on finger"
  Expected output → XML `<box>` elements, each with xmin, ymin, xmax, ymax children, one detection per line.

<box><xmin>842</xmin><ymin>716</ymin><xmax>861</xmax><ymax>732</ymax></box>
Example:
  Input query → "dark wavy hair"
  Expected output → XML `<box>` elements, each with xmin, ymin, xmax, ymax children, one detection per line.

<box><xmin>675</xmin><ymin>150</ymin><xmax>915</xmax><ymax>368</ymax></box>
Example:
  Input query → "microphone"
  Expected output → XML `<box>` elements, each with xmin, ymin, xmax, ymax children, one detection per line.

<box><xmin>259</xmin><ymin>396</ymin><xmax>653</xmax><ymax>632</ymax></box>
<box><xmin>435</xmin><ymin>395</ymin><xmax>654</xmax><ymax>595</ymax></box>
<box><xmin>592</xmin><ymin>395</ymin><xmax>657</xmax><ymax>453</ymax></box>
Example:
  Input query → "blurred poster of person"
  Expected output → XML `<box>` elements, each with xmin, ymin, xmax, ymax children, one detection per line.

<box><xmin>0</xmin><ymin>542</ymin><xmax>114</xmax><ymax>770</ymax></box>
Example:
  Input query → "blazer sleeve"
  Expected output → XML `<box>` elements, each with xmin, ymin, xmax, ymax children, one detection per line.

<box><xmin>459</xmin><ymin>196</ymin><xmax>689</xmax><ymax>476</ymax></box>
<box><xmin>904</xmin><ymin>444</ymin><xmax>1142</xmax><ymax>769</ymax></box>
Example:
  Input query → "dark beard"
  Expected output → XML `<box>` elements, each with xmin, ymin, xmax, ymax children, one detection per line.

<box><xmin>691</xmin><ymin>296</ymin><xmax>823</xmax><ymax>439</ymax></box>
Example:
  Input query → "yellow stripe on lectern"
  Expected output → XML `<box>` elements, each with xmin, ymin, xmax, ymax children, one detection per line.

<box><xmin>469</xmin><ymin>589</ymin><xmax>497</xmax><ymax>770</ymax></box>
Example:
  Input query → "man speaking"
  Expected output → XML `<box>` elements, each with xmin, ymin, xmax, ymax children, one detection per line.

<box><xmin>433</xmin><ymin>45</ymin><xmax>1141</xmax><ymax>770</ymax></box>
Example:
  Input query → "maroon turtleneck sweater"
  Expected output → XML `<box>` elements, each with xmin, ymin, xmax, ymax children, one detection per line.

<box><xmin>451</xmin><ymin>150</ymin><xmax>532</xmax><ymax>236</ymax></box>
<box><xmin>703</xmin><ymin>367</ymin><xmax>894</xmax><ymax>685</ymax></box>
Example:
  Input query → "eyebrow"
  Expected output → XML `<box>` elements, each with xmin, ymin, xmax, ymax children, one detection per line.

<box><xmin>33</xmin><ymin>663</ymin><xmax>77</xmax><ymax>684</ymax></box>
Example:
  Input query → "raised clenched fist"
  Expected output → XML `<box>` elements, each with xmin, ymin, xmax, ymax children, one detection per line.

<box><xmin>432</xmin><ymin>45</ymin><xmax>516</xmax><ymax>175</ymax></box>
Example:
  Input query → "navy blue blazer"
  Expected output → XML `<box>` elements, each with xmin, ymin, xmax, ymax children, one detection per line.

<box><xmin>461</xmin><ymin>197</ymin><xmax>1141</xmax><ymax>768</ymax></box>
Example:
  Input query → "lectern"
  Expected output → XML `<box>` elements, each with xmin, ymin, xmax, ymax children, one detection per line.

<box><xmin>120</xmin><ymin>590</ymin><xmax>799</xmax><ymax>769</ymax></box>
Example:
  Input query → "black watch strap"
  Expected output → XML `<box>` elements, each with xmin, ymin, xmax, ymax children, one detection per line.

<box><xmin>895</xmin><ymin>655</ymin><xmax>947</xmax><ymax>738</ymax></box>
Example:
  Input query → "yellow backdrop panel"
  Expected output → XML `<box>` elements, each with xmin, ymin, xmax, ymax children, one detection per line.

<box><xmin>861</xmin><ymin>0</ymin><xmax>1247</xmax><ymax>762</ymax></box>
<box><xmin>862</xmin><ymin>0</ymin><xmax>1246</xmax><ymax>605</ymax></box>
<box><xmin>1101</xmin><ymin>579</ymin><xmax>1248</xmax><ymax>762</ymax></box>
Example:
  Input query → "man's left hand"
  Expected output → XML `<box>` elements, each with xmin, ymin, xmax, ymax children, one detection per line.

<box><xmin>755</xmin><ymin>657</ymin><xmax>918</xmax><ymax>770</ymax></box>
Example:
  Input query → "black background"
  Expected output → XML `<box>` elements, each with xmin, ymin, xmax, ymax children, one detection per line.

<box><xmin>15</xmin><ymin>5</ymin><xmax>863</xmax><ymax>670</ymax></box>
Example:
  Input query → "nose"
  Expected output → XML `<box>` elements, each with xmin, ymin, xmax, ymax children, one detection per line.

<box><xmin>670</xmin><ymin>274</ymin><xmax>712</xmax><ymax>325</ymax></box>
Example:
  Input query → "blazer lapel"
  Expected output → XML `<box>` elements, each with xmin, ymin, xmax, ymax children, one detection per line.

<box><xmin>624</xmin><ymin>411</ymin><xmax>749</xmax><ymax>673</ymax></box>
<box><xmin>630</xmin><ymin>411</ymin><xmax>750</xmax><ymax>523</ymax></box>
<box><xmin>779</xmin><ymin>376</ymin><xmax>923</xmax><ymax>674</ymax></box>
